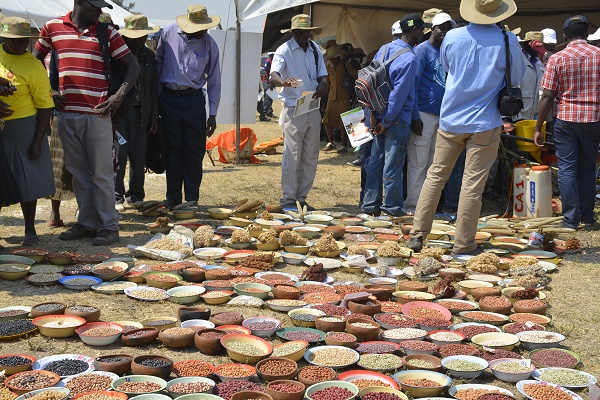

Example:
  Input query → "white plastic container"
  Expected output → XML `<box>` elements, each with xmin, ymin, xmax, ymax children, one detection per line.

<box><xmin>527</xmin><ymin>165</ymin><xmax>552</xmax><ymax>218</ymax></box>
<box><xmin>513</xmin><ymin>164</ymin><xmax>530</xmax><ymax>217</ymax></box>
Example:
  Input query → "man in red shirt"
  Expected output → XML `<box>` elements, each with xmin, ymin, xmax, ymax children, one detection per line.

<box><xmin>534</xmin><ymin>15</ymin><xmax>600</xmax><ymax>230</ymax></box>
<box><xmin>33</xmin><ymin>0</ymin><xmax>139</xmax><ymax>246</ymax></box>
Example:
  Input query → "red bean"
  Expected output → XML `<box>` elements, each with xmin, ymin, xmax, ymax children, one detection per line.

<box><xmin>310</xmin><ymin>387</ymin><xmax>354</xmax><ymax>400</ymax></box>
<box><xmin>438</xmin><ymin>343</ymin><xmax>480</xmax><ymax>357</ymax></box>
<box><xmin>269</xmin><ymin>383</ymin><xmax>303</xmax><ymax>393</ymax></box>
<box><xmin>213</xmin><ymin>381</ymin><xmax>264</xmax><ymax>400</ymax></box>
<box><xmin>362</xmin><ymin>393</ymin><xmax>405</xmax><ymax>400</ymax></box>
<box><xmin>455</xmin><ymin>325</ymin><xmax>498</xmax><ymax>339</ymax></box>
<box><xmin>400</xmin><ymin>340</ymin><xmax>438</xmax><ymax>351</ymax></box>
<box><xmin>529</xmin><ymin>349</ymin><xmax>579</xmax><ymax>368</ymax></box>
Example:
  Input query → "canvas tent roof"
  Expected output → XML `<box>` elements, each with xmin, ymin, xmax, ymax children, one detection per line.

<box><xmin>237</xmin><ymin>0</ymin><xmax>599</xmax><ymax>55</ymax></box>
<box><xmin>0</xmin><ymin>0</ymin><xmax>134</xmax><ymax>29</ymax></box>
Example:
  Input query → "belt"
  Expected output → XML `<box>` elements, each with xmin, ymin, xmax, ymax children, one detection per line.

<box><xmin>164</xmin><ymin>87</ymin><xmax>201</xmax><ymax>97</ymax></box>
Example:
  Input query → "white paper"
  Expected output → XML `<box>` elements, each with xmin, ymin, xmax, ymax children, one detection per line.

<box><xmin>341</xmin><ymin>107</ymin><xmax>374</xmax><ymax>148</ymax></box>
<box><xmin>265</xmin><ymin>88</ymin><xmax>279</xmax><ymax>100</ymax></box>
<box><xmin>293</xmin><ymin>92</ymin><xmax>321</xmax><ymax>118</ymax></box>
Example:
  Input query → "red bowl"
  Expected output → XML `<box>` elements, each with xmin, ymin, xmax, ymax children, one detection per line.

<box><xmin>0</xmin><ymin>354</ymin><xmax>36</xmax><ymax>375</ymax></box>
<box><xmin>401</xmin><ymin>301</ymin><xmax>453</xmax><ymax>321</ymax></box>
<box><xmin>71</xmin><ymin>392</ymin><xmax>127</xmax><ymax>400</ymax></box>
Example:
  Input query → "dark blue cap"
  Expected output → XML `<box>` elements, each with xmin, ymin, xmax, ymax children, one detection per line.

<box><xmin>563</xmin><ymin>15</ymin><xmax>589</xmax><ymax>30</ymax></box>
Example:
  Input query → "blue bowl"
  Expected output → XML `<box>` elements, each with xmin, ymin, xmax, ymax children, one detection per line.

<box><xmin>58</xmin><ymin>275</ymin><xmax>102</xmax><ymax>290</ymax></box>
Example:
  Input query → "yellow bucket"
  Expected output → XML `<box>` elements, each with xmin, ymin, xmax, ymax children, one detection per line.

<box><xmin>514</xmin><ymin>120</ymin><xmax>546</xmax><ymax>153</ymax></box>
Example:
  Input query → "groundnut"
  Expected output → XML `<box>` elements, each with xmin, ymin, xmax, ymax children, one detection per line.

<box><xmin>523</xmin><ymin>383</ymin><xmax>572</xmax><ymax>400</ymax></box>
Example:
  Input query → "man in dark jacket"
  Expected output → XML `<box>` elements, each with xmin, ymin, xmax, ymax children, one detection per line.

<box><xmin>114</xmin><ymin>15</ymin><xmax>160</xmax><ymax>210</ymax></box>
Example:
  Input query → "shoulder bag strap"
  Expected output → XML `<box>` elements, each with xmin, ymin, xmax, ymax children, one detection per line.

<box><xmin>96</xmin><ymin>22</ymin><xmax>111</xmax><ymax>81</ymax></box>
<box><xmin>502</xmin><ymin>27</ymin><xmax>512</xmax><ymax>96</ymax></box>
<box><xmin>308</xmin><ymin>40</ymin><xmax>320</xmax><ymax>77</ymax></box>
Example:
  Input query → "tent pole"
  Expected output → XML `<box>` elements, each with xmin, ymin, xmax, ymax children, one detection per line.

<box><xmin>235</xmin><ymin>0</ymin><xmax>241</xmax><ymax>164</ymax></box>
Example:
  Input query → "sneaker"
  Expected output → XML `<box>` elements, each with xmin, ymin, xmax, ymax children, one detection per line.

<box><xmin>406</xmin><ymin>236</ymin><xmax>424</xmax><ymax>252</ymax></box>
<box><xmin>92</xmin><ymin>230</ymin><xmax>120</xmax><ymax>246</ymax></box>
<box><xmin>347</xmin><ymin>159</ymin><xmax>362</xmax><ymax>167</ymax></box>
<box><xmin>115</xmin><ymin>202</ymin><xmax>125</xmax><ymax>212</ymax></box>
<box><xmin>451</xmin><ymin>247</ymin><xmax>483</xmax><ymax>257</ymax></box>
<box><xmin>59</xmin><ymin>224</ymin><xmax>97</xmax><ymax>241</ymax></box>
<box><xmin>323</xmin><ymin>142</ymin><xmax>336</xmax><ymax>151</ymax></box>
<box><xmin>337</xmin><ymin>146</ymin><xmax>349</xmax><ymax>154</ymax></box>
<box><xmin>561</xmin><ymin>221</ymin><xmax>578</xmax><ymax>230</ymax></box>
<box><xmin>300</xmin><ymin>202</ymin><xmax>316</xmax><ymax>212</ymax></box>
<box><xmin>259</xmin><ymin>116</ymin><xmax>271</xmax><ymax>122</ymax></box>
<box><xmin>580</xmin><ymin>220</ymin><xmax>599</xmax><ymax>230</ymax></box>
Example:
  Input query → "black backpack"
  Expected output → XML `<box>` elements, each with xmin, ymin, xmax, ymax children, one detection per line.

<box><xmin>97</xmin><ymin>22</ymin><xmax>138</xmax><ymax>123</ymax></box>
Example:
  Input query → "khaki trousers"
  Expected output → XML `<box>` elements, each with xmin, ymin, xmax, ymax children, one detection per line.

<box><xmin>411</xmin><ymin>126</ymin><xmax>501</xmax><ymax>253</ymax></box>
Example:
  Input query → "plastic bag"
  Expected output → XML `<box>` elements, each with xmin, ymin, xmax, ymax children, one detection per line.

<box><xmin>127</xmin><ymin>226</ymin><xmax>195</xmax><ymax>261</ymax></box>
<box><xmin>590</xmin><ymin>385</ymin><xmax>600</xmax><ymax>400</ymax></box>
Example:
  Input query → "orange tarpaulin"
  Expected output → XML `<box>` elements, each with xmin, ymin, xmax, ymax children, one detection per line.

<box><xmin>206</xmin><ymin>127</ymin><xmax>261</xmax><ymax>164</ymax></box>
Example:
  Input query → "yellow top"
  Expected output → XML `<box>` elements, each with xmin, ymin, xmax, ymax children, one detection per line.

<box><xmin>0</xmin><ymin>44</ymin><xmax>54</xmax><ymax>120</ymax></box>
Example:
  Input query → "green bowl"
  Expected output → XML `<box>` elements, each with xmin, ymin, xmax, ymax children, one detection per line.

<box><xmin>234</xmin><ymin>283</ymin><xmax>272</xmax><ymax>299</ymax></box>
<box><xmin>275</xmin><ymin>327</ymin><xmax>326</xmax><ymax>343</ymax></box>
<box><xmin>305</xmin><ymin>381</ymin><xmax>359</xmax><ymax>400</ymax></box>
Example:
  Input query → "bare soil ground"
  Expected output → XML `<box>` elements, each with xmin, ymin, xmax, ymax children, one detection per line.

<box><xmin>1</xmin><ymin>100</ymin><xmax>599</xmax><ymax>396</ymax></box>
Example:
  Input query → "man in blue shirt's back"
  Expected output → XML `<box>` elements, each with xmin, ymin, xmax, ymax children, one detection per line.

<box><xmin>407</xmin><ymin>0</ymin><xmax>526</xmax><ymax>255</ymax></box>
<box><xmin>361</xmin><ymin>14</ymin><xmax>428</xmax><ymax>217</ymax></box>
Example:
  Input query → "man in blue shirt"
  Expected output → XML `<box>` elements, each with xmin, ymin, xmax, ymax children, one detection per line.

<box><xmin>407</xmin><ymin>0</ymin><xmax>526</xmax><ymax>255</ymax></box>
<box><xmin>404</xmin><ymin>12</ymin><xmax>457</xmax><ymax>215</ymax></box>
<box><xmin>361</xmin><ymin>14</ymin><xmax>428</xmax><ymax>217</ymax></box>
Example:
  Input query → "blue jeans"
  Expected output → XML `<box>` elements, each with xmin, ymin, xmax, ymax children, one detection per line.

<box><xmin>443</xmin><ymin>149</ymin><xmax>466</xmax><ymax>211</ymax></box>
<box><xmin>361</xmin><ymin>120</ymin><xmax>410</xmax><ymax>216</ymax></box>
<box><xmin>553</xmin><ymin>118</ymin><xmax>600</xmax><ymax>227</ymax></box>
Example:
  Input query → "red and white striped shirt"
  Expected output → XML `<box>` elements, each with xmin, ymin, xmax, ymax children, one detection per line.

<box><xmin>35</xmin><ymin>12</ymin><xmax>130</xmax><ymax>114</ymax></box>
<box><xmin>540</xmin><ymin>39</ymin><xmax>600</xmax><ymax>123</ymax></box>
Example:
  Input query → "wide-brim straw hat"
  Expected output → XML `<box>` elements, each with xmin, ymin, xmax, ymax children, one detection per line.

<box><xmin>460</xmin><ymin>0</ymin><xmax>517</xmax><ymax>25</ymax></box>
<box><xmin>281</xmin><ymin>14</ymin><xmax>322</xmax><ymax>35</ymax></box>
<box><xmin>323</xmin><ymin>45</ymin><xmax>345</xmax><ymax>59</ymax></box>
<box><xmin>120</xmin><ymin>15</ymin><xmax>160</xmax><ymax>38</ymax></box>
<box><xmin>176</xmin><ymin>5</ymin><xmax>221</xmax><ymax>34</ymax></box>
<box><xmin>0</xmin><ymin>16</ymin><xmax>40</xmax><ymax>39</ymax></box>
<box><xmin>519</xmin><ymin>31</ymin><xmax>544</xmax><ymax>42</ymax></box>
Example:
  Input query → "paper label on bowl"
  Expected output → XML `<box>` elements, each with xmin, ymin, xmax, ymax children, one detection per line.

<box><xmin>520</xmin><ymin>359</ymin><xmax>531</xmax><ymax>368</ymax></box>
<box><xmin>524</xmin><ymin>321</ymin><xmax>536</xmax><ymax>328</ymax></box>
<box><xmin>483</xmin><ymin>347</ymin><xmax>496</xmax><ymax>353</ymax></box>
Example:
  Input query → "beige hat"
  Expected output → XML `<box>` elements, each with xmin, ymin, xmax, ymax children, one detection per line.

<box><xmin>519</xmin><ymin>31</ymin><xmax>544</xmax><ymax>42</ymax></box>
<box><xmin>98</xmin><ymin>12</ymin><xmax>113</xmax><ymax>24</ymax></box>
<box><xmin>120</xmin><ymin>15</ymin><xmax>160</xmax><ymax>38</ymax></box>
<box><xmin>280</xmin><ymin>14</ymin><xmax>322</xmax><ymax>35</ymax></box>
<box><xmin>504</xmin><ymin>25</ymin><xmax>521</xmax><ymax>35</ymax></box>
<box><xmin>176</xmin><ymin>5</ymin><xmax>221</xmax><ymax>34</ymax></box>
<box><xmin>460</xmin><ymin>0</ymin><xmax>517</xmax><ymax>25</ymax></box>
<box><xmin>323</xmin><ymin>45</ymin><xmax>345</xmax><ymax>59</ymax></box>
<box><xmin>0</xmin><ymin>17</ymin><xmax>40</xmax><ymax>39</ymax></box>
<box><xmin>422</xmin><ymin>8</ymin><xmax>442</xmax><ymax>34</ymax></box>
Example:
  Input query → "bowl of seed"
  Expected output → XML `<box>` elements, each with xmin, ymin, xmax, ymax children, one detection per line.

<box><xmin>270</xmin><ymin>340</ymin><xmax>309</xmax><ymax>362</ymax></box>
<box><xmin>287</xmin><ymin>309</ymin><xmax>325</xmax><ymax>328</ymax></box>
<box><xmin>141</xmin><ymin>317</ymin><xmax>177</xmax><ymax>331</ymax></box>
<box><xmin>515</xmin><ymin>330</ymin><xmax>565</xmax><ymax>350</ymax></box>
<box><xmin>256</xmin><ymin>357</ymin><xmax>298</xmax><ymax>382</ymax></box>
<box><xmin>166</xmin><ymin>377</ymin><xmax>216</xmax><ymax>398</ymax></box>
<box><xmin>471</xmin><ymin>332</ymin><xmax>520</xmax><ymax>351</ymax></box>
<box><xmin>213</xmin><ymin>363</ymin><xmax>257</xmax><ymax>381</ymax></box>
<box><xmin>14</xmin><ymin>387</ymin><xmax>69</xmax><ymax>400</ymax></box>
<box><xmin>64</xmin><ymin>305</ymin><xmax>101</xmax><ymax>323</ymax></box>
<box><xmin>0</xmin><ymin>264</ymin><xmax>30</xmax><ymax>281</ymax></box>
<box><xmin>71</xmin><ymin>391</ymin><xmax>128</xmax><ymax>400</ymax></box>
<box><xmin>0</xmin><ymin>354</ymin><xmax>36</xmax><ymax>375</ymax></box>
<box><xmin>357</xmin><ymin>353</ymin><xmax>404</xmax><ymax>372</ymax></box>
<box><xmin>201</xmin><ymin>290</ymin><xmax>233</xmax><ymax>305</ymax></box>
<box><xmin>234</xmin><ymin>283</ymin><xmax>272</xmax><ymax>299</ymax></box>
<box><xmin>32</xmin><ymin>315</ymin><xmax>86</xmax><ymax>338</ymax></box>
<box><xmin>242</xmin><ymin>317</ymin><xmax>282</xmax><ymax>338</ymax></box>
<box><xmin>358</xmin><ymin>387</ymin><xmax>408</xmax><ymax>400</ymax></box>
<box><xmin>297</xmin><ymin>366</ymin><xmax>337</xmax><ymax>387</ymax></box>
<box><xmin>111</xmin><ymin>375</ymin><xmax>167</xmax><ymax>395</ymax></box>
<box><xmin>92</xmin><ymin>262</ymin><xmax>128</xmax><ymax>281</ymax></box>
<box><xmin>166</xmin><ymin>286</ymin><xmax>206</xmax><ymax>304</ymax></box>
<box><xmin>24</xmin><ymin>272</ymin><xmax>63</xmax><ymax>286</ymax></box>
<box><xmin>402</xmin><ymin>354</ymin><xmax>442</xmax><ymax>372</ymax></box>
<box><xmin>121</xmin><ymin>328</ymin><xmax>160</xmax><ymax>347</ymax></box>
<box><xmin>94</xmin><ymin>355</ymin><xmax>134</xmax><ymax>376</ymax></box>
<box><xmin>131</xmin><ymin>356</ymin><xmax>174</xmax><ymax>380</ymax></box>
<box><xmin>5</xmin><ymin>370</ymin><xmax>61</xmax><ymax>395</ymax></box>
<box><xmin>221</xmin><ymin>334</ymin><xmax>273</xmax><ymax>364</ymax></box>
<box><xmin>392</xmin><ymin>370</ymin><xmax>452</xmax><ymax>398</ymax></box>
<box><xmin>324</xmin><ymin>332</ymin><xmax>357</xmax><ymax>348</ymax></box>
<box><xmin>76</xmin><ymin>322</ymin><xmax>123</xmax><ymax>346</ymax></box>
<box><xmin>305</xmin><ymin>380</ymin><xmax>359</xmax><ymax>400</ymax></box>
<box><xmin>0</xmin><ymin>306</ymin><xmax>31</xmax><ymax>322</ymax></box>
<box><xmin>489</xmin><ymin>358</ymin><xmax>535</xmax><ymax>382</ymax></box>
<box><xmin>158</xmin><ymin>327</ymin><xmax>197</xmax><ymax>348</ymax></box>
<box><xmin>345</xmin><ymin>318</ymin><xmax>381</xmax><ymax>342</ymax></box>
<box><xmin>267</xmin><ymin>380</ymin><xmax>306</xmax><ymax>400</ymax></box>
<box><xmin>304</xmin><ymin>346</ymin><xmax>359</xmax><ymax>369</ymax></box>
<box><xmin>30</xmin><ymin>302</ymin><xmax>67</xmax><ymax>318</ymax></box>
<box><xmin>142</xmin><ymin>272</ymin><xmax>183</xmax><ymax>289</ymax></box>
<box><xmin>441</xmin><ymin>355</ymin><xmax>488</xmax><ymax>379</ymax></box>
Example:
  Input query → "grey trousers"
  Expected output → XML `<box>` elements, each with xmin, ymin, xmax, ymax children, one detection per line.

<box><xmin>115</xmin><ymin>107</ymin><xmax>147</xmax><ymax>203</ymax></box>
<box><xmin>280</xmin><ymin>106</ymin><xmax>321</xmax><ymax>205</ymax></box>
<box><xmin>58</xmin><ymin>112</ymin><xmax>118</xmax><ymax>231</ymax></box>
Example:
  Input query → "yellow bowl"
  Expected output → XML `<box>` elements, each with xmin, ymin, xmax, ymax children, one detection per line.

<box><xmin>359</xmin><ymin>387</ymin><xmax>408</xmax><ymax>400</ymax></box>
<box><xmin>229</xmin><ymin>217</ymin><xmax>252</xmax><ymax>227</ymax></box>
<box><xmin>201</xmin><ymin>291</ymin><xmax>233</xmax><ymax>305</ymax></box>
<box><xmin>0</xmin><ymin>265</ymin><xmax>31</xmax><ymax>281</ymax></box>
<box><xmin>426</xmin><ymin>230</ymin><xmax>447</xmax><ymax>240</ymax></box>
<box><xmin>458</xmin><ymin>280</ymin><xmax>493</xmax><ymax>294</ymax></box>
<box><xmin>393</xmin><ymin>291</ymin><xmax>436</xmax><ymax>304</ymax></box>
<box><xmin>471</xmin><ymin>332</ymin><xmax>520</xmax><ymax>351</ymax></box>
<box><xmin>501</xmin><ymin>287</ymin><xmax>546</xmax><ymax>304</ymax></box>
<box><xmin>208</xmin><ymin>207</ymin><xmax>233</xmax><ymax>220</ymax></box>
<box><xmin>221</xmin><ymin>334</ymin><xmax>273</xmax><ymax>364</ymax></box>
<box><xmin>255</xmin><ymin>242</ymin><xmax>280</xmax><ymax>251</ymax></box>
<box><xmin>284</xmin><ymin>245</ymin><xmax>310</xmax><ymax>254</ymax></box>
<box><xmin>33</xmin><ymin>315</ymin><xmax>86</xmax><ymax>338</ymax></box>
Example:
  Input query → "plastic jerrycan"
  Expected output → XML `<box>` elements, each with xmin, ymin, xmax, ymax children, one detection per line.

<box><xmin>513</xmin><ymin>164</ymin><xmax>530</xmax><ymax>217</ymax></box>
<box><xmin>527</xmin><ymin>165</ymin><xmax>552</xmax><ymax>218</ymax></box>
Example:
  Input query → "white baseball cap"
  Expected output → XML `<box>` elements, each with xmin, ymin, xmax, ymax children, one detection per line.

<box><xmin>541</xmin><ymin>28</ymin><xmax>557</xmax><ymax>44</ymax></box>
<box><xmin>589</xmin><ymin>27</ymin><xmax>600</xmax><ymax>41</ymax></box>
<box><xmin>392</xmin><ymin>20</ymin><xmax>402</xmax><ymax>35</ymax></box>
<box><xmin>431</xmin><ymin>12</ymin><xmax>457</xmax><ymax>28</ymax></box>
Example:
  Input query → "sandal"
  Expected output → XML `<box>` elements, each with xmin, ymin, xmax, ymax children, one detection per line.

<box><xmin>48</xmin><ymin>219</ymin><xmax>64</xmax><ymax>228</ymax></box>
<box><xmin>21</xmin><ymin>235</ymin><xmax>40</xmax><ymax>246</ymax></box>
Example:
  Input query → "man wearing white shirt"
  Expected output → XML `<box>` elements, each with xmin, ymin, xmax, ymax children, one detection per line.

<box><xmin>270</xmin><ymin>14</ymin><xmax>328</xmax><ymax>210</ymax></box>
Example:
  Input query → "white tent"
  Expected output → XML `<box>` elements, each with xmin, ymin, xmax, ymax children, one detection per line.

<box><xmin>0</xmin><ymin>0</ymin><xmax>133</xmax><ymax>29</ymax></box>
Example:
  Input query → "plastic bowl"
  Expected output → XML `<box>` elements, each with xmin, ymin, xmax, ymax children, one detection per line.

<box><xmin>305</xmin><ymin>381</ymin><xmax>358</xmax><ymax>400</ymax></box>
<box><xmin>489</xmin><ymin>358</ymin><xmax>535</xmax><ymax>382</ymax></box>
<box><xmin>234</xmin><ymin>283</ymin><xmax>272</xmax><ymax>299</ymax></box>
<box><xmin>32</xmin><ymin>315</ymin><xmax>86</xmax><ymax>338</ymax></box>
<box><xmin>242</xmin><ymin>317</ymin><xmax>281</xmax><ymax>337</ymax></box>
<box><xmin>220</xmin><ymin>334</ymin><xmax>273</xmax><ymax>364</ymax></box>
<box><xmin>167</xmin><ymin>286</ymin><xmax>206</xmax><ymax>304</ymax></box>
<box><xmin>0</xmin><ymin>265</ymin><xmax>31</xmax><ymax>281</ymax></box>
<box><xmin>92</xmin><ymin>262</ymin><xmax>128</xmax><ymax>281</ymax></box>
<box><xmin>165</xmin><ymin>377</ymin><xmax>216</xmax><ymax>398</ymax></box>
<box><xmin>111</xmin><ymin>375</ymin><xmax>167</xmax><ymax>395</ymax></box>
<box><xmin>515</xmin><ymin>330</ymin><xmax>565</xmax><ymax>350</ymax></box>
<box><xmin>441</xmin><ymin>355</ymin><xmax>488</xmax><ymax>379</ymax></box>
<box><xmin>14</xmin><ymin>387</ymin><xmax>68</xmax><ymax>400</ymax></box>
<box><xmin>6</xmin><ymin>370</ymin><xmax>61</xmax><ymax>395</ymax></box>
<box><xmin>358</xmin><ymin>387</ymin><xmax>408</xmax><ymax>400</ymax></box>
<box><xmin>392</xmin><ymin>370</ymin><xmax>451</xmax><ymax>398</ymax></box>
<box><xmin>76</xmin><ymin>322</ymin><xmax>123</xmax><ymax>346</ymax></box>
<box><xmin>471</xmin><ymin>332</ymin><xmax>520</xmax><ymax>351</ymax></box>
<box><xmin>0</xmin><ymin>353</ymin><xmax>36</xmax><ymax>375</ymax></box>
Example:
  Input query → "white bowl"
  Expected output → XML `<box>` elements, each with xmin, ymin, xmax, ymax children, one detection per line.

<box><xmin>516</xmin><ymin>380</ymin><xmax>583</xmax><ymax>400</ymax></box>
<box><xmin>15</xmin><ymin>387</ymin><xmax>69</xmax><ymax>400</ymax></box>
<box><xmin>165</xmin><ymin>376</ymin><xmax>216</xmax><ymax>398</ymax></box>
<box><xmin>180</xmin><ymin>320</ymin><xmax>215</xmax><ymax>330</ymax></box>
<box><xmin>378</xmin><ymin>256</ymin><xmax>403</xmax><ymax>266</ymax></box>
<box><xmin>242</xmin><ymin>317</ymin><xmax>281</xmax><ymax>337</ymax></box>
<box><xmin>448</xmin><ymin>384</ymin><xmax>514</xmax><ymax>398</ymax></box>
<box><xmin>193</xmin><ymin>248</ymin><xmax>227</xmax><ymax>260</ymax></box>
<box><xmin>368</xmin><ymin>277</ymin><xmax>397</xmax><ymax>287</ymax></box>
<box><xmin>281</xmin><ymin>252</ymin><xmax>307</xmax><ymax>265</ymax></box>
<box><xmin>441</xmin><ymin>355</ymin><xmax>488</xmax><ymax>379</ymax></box>
<box><xmin>76</xmin><ymin>322</ymin><xmax>123</xmax><ymax>346</ymax></box>
<box><xmin>515</xmin><ymin>330</ymin><xmax>565</xmax><ymax>350</ymax></box>
<box><xmin>167</xmin><ymin>286</ymin><xmax>206</xmax><ymax>304</ymax></box>
<box><xmin>292</xmin><ymin>226</ymin><xmax>322</xmax><ymax>239</ymax></box>
<box><xmin>304</xmin><ymin>215</ymin><xmax>334</xmax><ymax>224</ymax></box>
<box><xmin>532</xmin><ymin>367</ymin><xmax>597</xmax><ymax>389</ymax></box>
<box><xmin>489</xmin><ymin>358</ymin><xmax>535</xmax><ymax>382</ymax></box>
